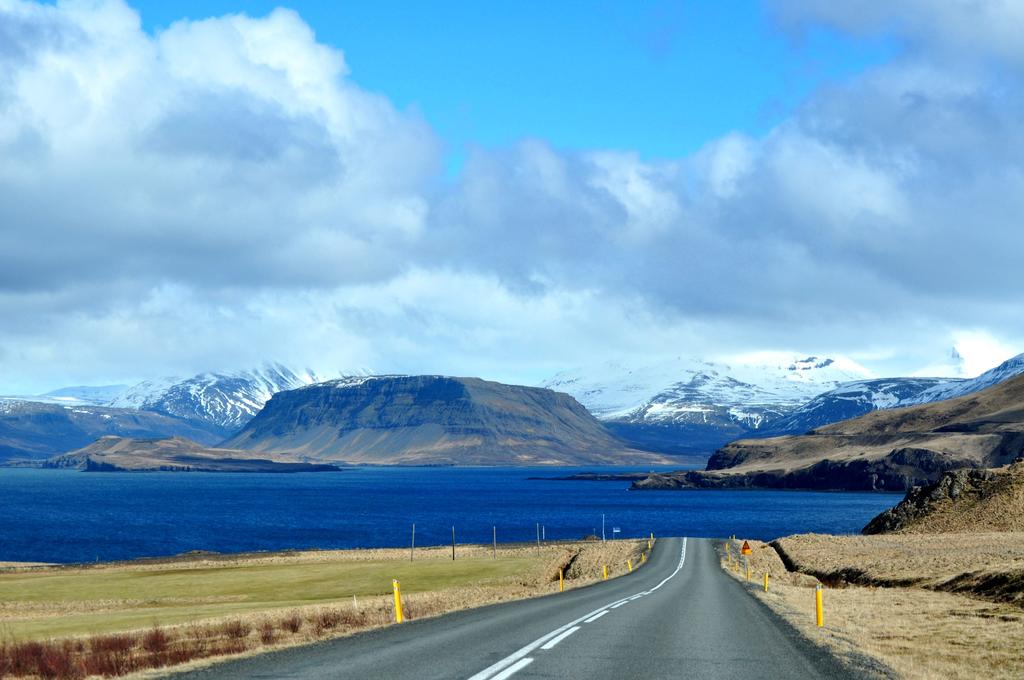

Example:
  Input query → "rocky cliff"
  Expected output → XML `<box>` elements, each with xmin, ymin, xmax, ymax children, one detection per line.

<box><xmin>224</xmin><ymin>375</ymin><xmax>665</xmax><ymax>465</ymax></box>
<box><xmin>863</xmin><ymin>461</ymin><xmax>1024</xmax><ymax>533</ymax></box>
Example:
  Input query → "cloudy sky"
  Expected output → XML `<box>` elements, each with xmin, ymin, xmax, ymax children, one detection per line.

<box><xmin>1</xmin><ymin>0</ymin><xmax>1022</xmax><ymax>393</ymax></box>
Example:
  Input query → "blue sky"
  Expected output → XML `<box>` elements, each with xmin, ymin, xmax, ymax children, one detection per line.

<box><xmin>129</xmin><ymin>1</ymin><xmax>895</xmax><ymax>170</ymax></box>
<box><xmin>2</xmin><ymin>1</ymin><xmax>1023</xmax><ymax>391</ymax></box>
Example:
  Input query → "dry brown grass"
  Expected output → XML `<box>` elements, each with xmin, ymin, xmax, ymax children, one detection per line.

<box><xmin>721</xmin><ymin>536</ymin><xmax>1024</xmax><ymax>680</ymax></box>
<box><xmin>0</xmin><ymin>539</ymin><xmax>647</xmax><ymax>679</ymax></box>
<box><xmin>772</xmin><ymin>532</ymin><xmax>1024</xmax><ymax>606</ymax></box>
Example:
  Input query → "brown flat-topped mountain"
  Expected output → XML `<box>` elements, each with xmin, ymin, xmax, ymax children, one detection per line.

<box><xmin>632</xmin><ymin>373</ymin><xmax>1024</xmax><ymax>492</ymax></box>
<box><xmin>223</xmin><ymin>375</ymin><xmax>668</xmax><ymax>466</ymax></box>
<box><xmin>47</xmin><ymin>435</ymin><xmax>340</xmax><ymax>472</ymax></box>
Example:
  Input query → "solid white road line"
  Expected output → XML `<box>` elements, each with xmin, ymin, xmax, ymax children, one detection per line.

<box><xmin>540</xmin><ymin>626</ymin><xmax>580</xmax><ymax>650</ymax></box>
<box><xmin>466</xmin><ymin>538</ymin><xmax>688</xmax><ymax>680</ymax></box>
<box><xmin>490</xmin><ymin>658</ymin><xmax>533</xmax><ymax>680</ymax></box>
<box><xmin>584</xmin><ymin>610</ymin><xmax>610</xmax><ymax>623</ymax></box>
<box><xmin>610</xmin><ymin>601</ymin><xmax>628</xmax><ymax>609</ymax></box>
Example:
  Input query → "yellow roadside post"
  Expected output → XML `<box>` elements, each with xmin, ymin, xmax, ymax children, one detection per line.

<box><xmin>764</xmin><ymin>572</ymin><xmax>769</xmax><ymax>592</ymax></box>
<box><xmin>746</xmin><ymin>563</ymin><xmax>751</xmax><ymax>581</ymax></box>
<box><xmin>627</xmin><ymin>559</ymin><xmax>633</xmax><ymax>573</ymax></box>
<box><xmin>392</xmin><ymin>580</ymin><xmax>404</xmax><ymax>624</ymax></box>
<box><xmin>641</xmin><ymin>552</ymin><xmax>646</xmax><ymax>563</ymax></box>
<box><xmin>559</xmin><ymin>568</ymin><xmax>564</xmax><ymax>593</ymax></box>
<box><xmin>603</xmin><ymin>565</ymin><xmax>608</xmax><ymax>580</ymax></box>
<box><xmin>815</xmin><ymin>585</ymin><xmax>824</xmax><ymax>627</ymax></box>
<box><xmin>648</xmin><ymin>540</ymin><xmax>652</xmax><ymax>551</ymax></box>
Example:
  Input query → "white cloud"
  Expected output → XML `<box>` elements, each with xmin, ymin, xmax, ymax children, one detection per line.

<box><xmin>951</xmin><ymin>330</ymin><xmax>1019</xmax><ymax>378</ymax></box>
<box><xmin>696</xmin><ymin>132</ymin><xmax>756</xmax><ymax>199</ymax></box>
<box><xmin>1</xmin><ymin>0</ymin><xmax>1023</xmax><ymax>392</ymax></box>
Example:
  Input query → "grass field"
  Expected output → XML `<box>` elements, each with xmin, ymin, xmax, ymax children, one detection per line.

<box><xmin>0</xmin><ymin>553</ymin><xmax>534</xmax><ymax>639</ymax></box>
<box><xmin>721</xmin><ymin>535</ymin><xmax>1024</xmax><ymax>680</ymax></box>
<box><xmin>0</xmin><ymin>539</ymin><xmax>647</xmax><ymax>677</ymax></box>
<box><xmin>0</xmin><ymin>541</ymin><xmax>645</xmax><ymax>641</ymax></box>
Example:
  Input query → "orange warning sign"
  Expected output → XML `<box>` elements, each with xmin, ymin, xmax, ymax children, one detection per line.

<box><xmin>740</xmin><ymin>541</ymin><xmax>752</xmax><ymax>555</ymax></box>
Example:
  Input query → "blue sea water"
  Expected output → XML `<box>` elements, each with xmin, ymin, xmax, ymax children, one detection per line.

<box><xmin>0</xmin><ymin>467</ymin><xmax>901</xmax><ymax>564</ymax></box>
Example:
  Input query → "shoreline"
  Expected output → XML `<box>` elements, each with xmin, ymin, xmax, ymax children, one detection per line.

<box><xmin>532</xmin><ymin>470</ymin><xmax>908</xmax><ymax>494</ymax></box>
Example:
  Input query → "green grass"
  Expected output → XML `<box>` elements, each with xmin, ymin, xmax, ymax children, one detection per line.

<box><xmin>0</xmin><ymin>555</ymin><xmax>535</xmax><ymax>640</ymax></box>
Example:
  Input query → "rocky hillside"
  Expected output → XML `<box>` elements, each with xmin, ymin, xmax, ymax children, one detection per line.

<box><xmin>864</xmin><ymin>461</ymin><xmax>1024</xmax><ymax>534</ymax></box>
<box><xmin>47</xmin><ymin>436</ymin><xmax>340</xmax><ymax>472</ymax></box>
<box><xmin>631</xmin><ymin>372</ymin><xmax>1024</xmax><ymax>492</ymax></box>
<box><xmin>225</xmin><ymin>375</ymin><xmax>666</xmax><ymax>465</ymax></box>
<box><xmin>0</xmin><ymin>400</ymin><xmax>222</xmax><ymax>462</ymax></box>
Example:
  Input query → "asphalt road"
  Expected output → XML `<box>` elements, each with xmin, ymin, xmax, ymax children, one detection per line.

<box><xmin>171</xmin><ymin>538</ymin><xmax>856</xmax><ymax>680</ymax></box>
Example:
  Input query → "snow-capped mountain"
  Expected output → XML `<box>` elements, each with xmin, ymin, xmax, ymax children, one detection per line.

<box><xmin>545</xmin><ymin>355</ymin><xmax>871</xmax><ymax>421</ymax></box>
<box><xmin>544</xmin><ymin>352</ymin><xmax>1024</xmax><ymax>455</ymax></box>
<box><xmin>902</xmin><ymin>353</ymin><xmax>1024</xmax><ymax>406</ymax></box>
<box><xmin>761</xmin><ymin>377</ymin><xmax>957</xmax><ymax>436</ymax></box>
<box><xmin>542</xmin><ymin>355</ymin><xmax>872</xmax><ymax>453</ymax></box>
<box><xmin>109</xmin><ymin>363</ymin><xmax>329</xmax><ymax>435</ymax></box>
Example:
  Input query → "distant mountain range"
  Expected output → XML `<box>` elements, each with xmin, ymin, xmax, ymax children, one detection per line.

<box><xmin>3</xmin><ymin>353</ymin><xmax>1024</xmax><ymax>464</ymax></box>
<box><xmin>542</xmin><ymin>353</ymin><xmax>1024</xmax><ymax>454</ymax></box>
<box><xmin>0</xmin><ymin>364</ymin><xmax>337</xmax><ymax>460</ymax></box>
<box><xmin>542</xmin><ymin>355</ymin><xmax>876</xmax><ymax>453</ymax></box>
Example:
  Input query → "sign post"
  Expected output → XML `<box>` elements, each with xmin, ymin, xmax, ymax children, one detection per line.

<box><xmin>741</xmin><ymin>540</ymin><xmax>752</xmax><ymax>581</ymax></box>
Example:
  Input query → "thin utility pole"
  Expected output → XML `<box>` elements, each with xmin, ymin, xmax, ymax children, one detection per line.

<box><xmin>452</xmin><ymin>525</ymin><xmax>456</xmax><ymax>561</ymax></box>
<box><xmin>602</xmin><ymin>514</ymin><xmax>606</xmax><ymax>542</ymax></box>
<box><xmin>410</xmin><ymin>523</ymin><xmax>415</xmax><ymax>562</ymax></box>
<box><xmin>492</xmin><ymin>526</ymin><xmax>497</xmax><ymax>559</ymax></box>
<box><xmin>536</xmin><ymin>523</ymin><xmax>540</xmax><ymax>553</ymax></box>
<box><xmin>542</xmin><ymin>525</ymin><xmax>546</xmax><ymax>542</ymax></box>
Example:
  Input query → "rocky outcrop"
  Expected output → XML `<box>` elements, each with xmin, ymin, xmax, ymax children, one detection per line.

<box><xmin>863</xmin><ymin>461</ymin><xmax>1024</xmax><ymax>534</ymax></box>
<box><xmin>224</xmin><ymin>375</ymin><xmax>666</xmax><ymax>466</ymax></box>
